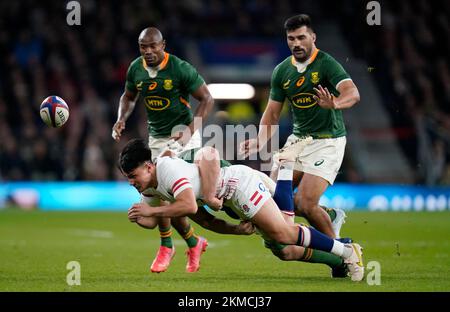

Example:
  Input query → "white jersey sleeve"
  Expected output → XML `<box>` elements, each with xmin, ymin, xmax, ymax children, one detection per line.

<box><xmin>156</xmin><ymin>157</ymin><xmax>195</xmax><ymax>198</ymax></box>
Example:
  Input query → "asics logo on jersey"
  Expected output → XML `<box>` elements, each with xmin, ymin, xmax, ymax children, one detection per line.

<box><xmin>283</xmin><ymin>80</ymin><xmax>291</xmax><ymax>89</ymax></box>
<box><xmin>144</xmin><ymin>96</ymin><xmax>170</xmax><ymax>110</ymax></box>
<box><xmin>148</xmin><ymin>81</ymin><xmax>158</xmax><ymax>90</ymax></box>
<box><xmin>296</xmin><ymin>76</ymin><xmax>305</xmax><ymax>87</ymax></box>
<box><xmin>314</xmin><ymin>159</ymin><xmax>324</xmax><ymax>166</ymax></box>
<box><xmin>291</xmin><ymin>93</ymin><xmax>317</xmax><ymax>109</ymax></box>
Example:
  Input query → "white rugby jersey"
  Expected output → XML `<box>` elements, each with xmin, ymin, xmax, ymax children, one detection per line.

<box><xmin>140</xmin><ymin>157</ymin><xmax>276</xmax><ymax>207</ymax></box>
<box><xmin>141</xmin><ymin>156</ymin><xmax>201</xmax><ymax>202</ymax></box>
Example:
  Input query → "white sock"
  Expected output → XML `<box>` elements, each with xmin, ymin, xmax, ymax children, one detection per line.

<box><xmin>342</xmin><ymin>244</ymin><xmax>353</xmax><ymax>258</ymax></box>
<box><xmin>331</xmin><ymin>240</ymin><xmax>347</xmax><ymax>257</ymax></box>
<box><xmin>298</xmin><ymin>225</ymin><xmax>311</xmax><ymax>246</ymax></box>
<box><xmin>277</xmin><ymin>161</ymin><xmax>294</xmax><ymax>181</ymax></box>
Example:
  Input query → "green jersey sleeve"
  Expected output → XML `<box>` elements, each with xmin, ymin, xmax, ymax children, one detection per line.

<box><xmin>179</xmin><ymin>61</ymin><xmax>205</xmax><ymax>94</ymax></box>
<box><xmin>324</xmin><ymin>56</ymin><xmax>351</xmax><ymax>89</ymax></box>
<box><xmin>269</xmin><ymin>65</ymin><xmax>285</xmax><ymax>102</ymax></box>
<box><xmin>125</xmin><ymin>64</ymin><xmax>137</xmax><ymax>92</ymax></box>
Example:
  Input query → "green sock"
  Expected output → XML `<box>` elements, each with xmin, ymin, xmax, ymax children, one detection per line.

<box><xmin>321</xmin><ymin>206</ymin><xmax>337</xmax><ymax>222</ymax></box>
<box><xmin>159</xmin><ymin>226</ymin><xmax>173</xmax><ymax>248</ymax></box>
<box><xmin>182</xmin><ymin>225</ymin><xmax>198</xmax><ymax>248</ymax></box>
<box><xmin>299</xmin><ymin>248</ymin><xmax>343</xmax><ymax>268</ymax></box>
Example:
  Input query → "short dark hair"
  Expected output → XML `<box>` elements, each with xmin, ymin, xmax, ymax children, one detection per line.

<box><xmin>118</xmin><ymin>138</ymin><xmax>152</xmax><ymax>174</ymax></box>
<box><xmin>284</xmin><ymin>14</ymin><xmax>314</xmax><ymax>32</ymax></box>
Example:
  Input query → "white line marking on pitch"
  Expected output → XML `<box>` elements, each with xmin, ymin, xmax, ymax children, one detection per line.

<box><xmin>67</xmin><ymin>229</ymin><xmax>114</xmax><ymax>239</ymax></box>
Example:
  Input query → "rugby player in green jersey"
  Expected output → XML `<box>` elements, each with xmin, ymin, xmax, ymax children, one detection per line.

<box><xmin>241</xmin><ymin>14</ymin><xmax>360</xmax><ymax>239</ymax></box>
<box><xmin>112</xmin><ymin>27</ymin><xmax>217</xmax><ymax>273</ymax></box>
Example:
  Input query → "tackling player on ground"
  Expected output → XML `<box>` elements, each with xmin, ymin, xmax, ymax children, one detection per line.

<box><xmin>121</xmin><ymin>138</ymin><xmax>365</xmax><ymax>281</ymax></box>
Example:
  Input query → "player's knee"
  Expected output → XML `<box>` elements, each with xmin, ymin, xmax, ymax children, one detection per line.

<box><xmin>269</xmin><ymin>230</ymin><xmax>291</xmax><ymax>245</ymax></box>
<box><xmin>295</xmin><ymin>192</ymin><xmax>317</xmax><ymax>216</ymax></box>
<box><xmin>294</xmin><ymin>193</ymin><xmax>306</xmax><ymax>217</ymax></box>
<box><xmin>271</xmin><ymin>248</ymin><xmax>291</xmax><ymax>261</ymax></box>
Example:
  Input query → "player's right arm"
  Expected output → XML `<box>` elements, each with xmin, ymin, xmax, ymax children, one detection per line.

<box><xmin>255</xmin><ymin>98</ymin><xmax>284</xmax><ymax>150</ymax></box>
<box><xmin>112</xmin><ymin>89</ymin><xmax>139</xmax><ymax>141</ymax></box>
<box><xmin>240</xmin><ymin>65</ymin><xmax>285</xmax><ymax>157</ymax></box>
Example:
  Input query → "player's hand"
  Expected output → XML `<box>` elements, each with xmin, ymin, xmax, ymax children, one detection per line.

<box><xmin>171</xmin><ymin>130</ymin><xmax>191</xmax><ymax>146</ymax></box>
<box><xmin>112</xmin><ymin>120</ymin><xmax>125</xmax><ymax>141</ymax></box>
<box><xmin>313</xmin><ymin>85</ymin><xmax>337</xmax><ymax>109</ymax></box>
<box><xmin>236</xmin><ymin>221</ymin><xmax>255</xmax><ymax>235</ymax></box>
<box><xmin>128</xmin><ymin>214</ymin><xmax>139</xmax><ymax>223</ymax></box>
<box><xmin>203</xmin><ymin>197</ymin><xmax>223</xmax><ymax>211</ymax></box>
<box><xmin>239</xmin><ymin>139</ymin><xmax>259</xmax><ymax>158</ymax></box>
<box><xmin>128</xmin><ymin>202</ymin><xmax>153</xmax><ymax>218</ymax></box>
<box><xmin>170</xmin><ymin>123</ymin><xmax>194</xmax><ymax>147</ymax></box>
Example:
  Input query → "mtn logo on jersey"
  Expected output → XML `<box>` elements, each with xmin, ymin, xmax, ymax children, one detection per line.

<box><xmin>144</xmin><ymin>96</ymin><xmax>170</xmax><ymax>110</ymax></box>
<box><xmin>291</xmin><ymin>92</ymin><xmax>317</xmax><ymax>109</ymax></box>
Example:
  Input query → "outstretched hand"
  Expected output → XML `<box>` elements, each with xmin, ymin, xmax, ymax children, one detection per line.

<box><xmin>239</xmin><ymin>139</ymin><xmax>259</xmax><ymax>158</ymax></box>
<box><xmin>112</xmin><ymin>120</ymin><xmax>125</xmax><ymax>141</ymax></box>
<box><xmin>236</xmin><ymin>221</ymin><xmax>256</xmax><ymax>235</ymax></box>
<box><xmin>313</xmin><ymin>85</ymin><xmax>337</xmax><ymax>109</ymax></box>
<box><xmin>170</xmin><ymin>124</ymin><xmax>194</xmax><ymax>147</ymax></box>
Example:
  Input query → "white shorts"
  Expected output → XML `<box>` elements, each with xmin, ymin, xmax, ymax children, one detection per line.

<box><xmin>148</xmin><ymin>130</ymin><xmax>202</xmax><ymax>162</ymax></box>
<box><xmin>222</xmin><ymin>165</ymin><xmax>272</xmax><ymax>220</ymax></box>
<box><xmin>274</xmin><ymin>134</ymin><xmax>346</xmax><ymax>185</ymax></box>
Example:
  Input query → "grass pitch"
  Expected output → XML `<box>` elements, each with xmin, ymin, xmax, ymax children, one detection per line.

<box><xmin>0</xmin><ymin>209</ymin><xmax>449</xmax><ymax>292</ymax></box>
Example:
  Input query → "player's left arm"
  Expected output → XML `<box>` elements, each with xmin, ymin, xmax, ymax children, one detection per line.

<box><xmin>334</xmin><ymin>79</ymin><xmax>360</xmax><ymax>109</ymax></box>
<box><xmin>178</xmin><ymin>61</ymin><xmax>214</xmax><ymax>136</ymax></box>
<box><xmin>313</xmin><ymin>56</ymin><xmax>360</xmax><ymax>110</ymax></box>
<box><xmin>189</xmin><ymin>84</ymin><xmax>214</xmax><ymax>133</ymax></box>
<box><xmin>128</xmin><ymin>188</ymin><xmax>198</xmax><ymax>218</ymax></box>
<box><xmin>313</xmin><ymin>80</ymin><xmax>360</xmax><ymax>110</ymax></box>
<box><xmin>171</xmin><ymin>84</ymin><xmax>213</xmax><ymax>144</ymax></box>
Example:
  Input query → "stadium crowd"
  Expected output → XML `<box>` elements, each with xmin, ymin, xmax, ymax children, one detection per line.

<box><xmin>337</xmin><ymin>0</ymin><xmax>450</xmax><ymax>185</ymax></box>
<box><xmin>0</xmin><ymin>0</ymin><xmax>449</xmax><ymax>185</ymax></box>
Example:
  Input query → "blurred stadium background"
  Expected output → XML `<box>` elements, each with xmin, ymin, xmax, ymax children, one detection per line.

<box><xmin>0</xmin><ymin>0</ymin><xmax>449</xmax><ymax>292</ymax></box>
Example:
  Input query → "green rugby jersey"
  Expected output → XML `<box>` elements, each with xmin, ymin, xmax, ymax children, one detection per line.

<box><xmin>125</xmin><ymin>53</ymin><xmax>205</xmax><ymax>137</ymax></box>
<box><xmin>270</xmin><ymin>49</ymin><xmax>351</xmax><ymax>139</ymax></box>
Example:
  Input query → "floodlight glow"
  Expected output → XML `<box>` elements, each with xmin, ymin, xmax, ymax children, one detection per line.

<box><xmin>207</xmin><ymin>83</ymin><xmax>255</xmax><ymax>100</ymax></box>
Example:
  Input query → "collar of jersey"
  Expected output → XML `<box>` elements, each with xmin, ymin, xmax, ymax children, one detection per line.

<box><xmin>142</xmin><ymin>52</ymin><xmax>170</xmax><ymax>71</ymax></box>
<box><xmin>291</xmin><ymin>48</ymin><xmax>320</xmax><ymax>72</ymax></box>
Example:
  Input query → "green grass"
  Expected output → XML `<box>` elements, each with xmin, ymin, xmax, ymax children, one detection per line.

<box><xmin>0</xmin><ymin>210</ymin><xmax>449</xmax><ymax>291</ymax></box>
